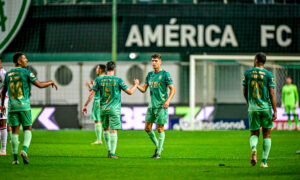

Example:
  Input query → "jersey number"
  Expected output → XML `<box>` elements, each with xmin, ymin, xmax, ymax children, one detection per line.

<box><xmin>9</xmin><ymin>81</ymin><xmax>23</xmax><ymax>99</ymax></box>
<box><xmin>251</xmin><ymin>81</ymin><xmax>263</xmax><ymax>99</ymax></box>
<box><xmin>104</xmin><ymin>88</ymin><xmax>111</xmax><ymax>103</ymax></box>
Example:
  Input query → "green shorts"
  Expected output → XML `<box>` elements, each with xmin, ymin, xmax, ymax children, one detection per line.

<box><xmin>8</xmin><ymin>111</ymin><xmax>32</xmax><ymax>127</ymax></box>
<box><xmin>248</xmin><ymin>110</ymin><xmax>273</xmax><ymax>131</ymax></box>
<box><xmin>145</xmin><ymin>108</ymin><xmax>168</xmax><ymax>125</ymax></box>
<box><xmin>101</xmin><ymin>114</ymin><xmax>121</xmax><ymax>130</ymax></box>
<box><xmin>91</xmin><ymin>100</ymin><xmax>101</xmax><ymax>121</ymax></box>
<box><xmin>284</xmin><ymin>105</ymin><xmax>296</xmax><ymax>114</ymax></box>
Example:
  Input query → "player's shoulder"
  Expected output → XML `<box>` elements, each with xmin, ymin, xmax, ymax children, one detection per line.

<box><xmin>116</xmin><ymin>76</ymin><xmax>125</xmax><ymax>82</ymax></box>
<box><xmin>243</xmin><ymin>68</ymin><xmax>252</xmax><ymax>76</ymax></box>
<box><xmin>94</xmin><ymin>75</ymin><xmax>103</xmax><ymax>81</ymax></box>
<box><xmin>147</xmin><ymin>71</ymin><xmax>154</xmax><ymax>76</ymax></box>
<box><xmin>263</xmin><ymin>69</ymin><xmax>274</xmax><ymax>77</ymax></box>
<box><xmin>162</xmin><ymin>70</ymin><xmax>171</xmax><ymax>75</ymax></box>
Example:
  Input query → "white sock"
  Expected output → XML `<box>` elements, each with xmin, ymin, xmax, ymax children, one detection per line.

<box><xmin>0</xmin><ymin>128</ymin><xmax>7</xmax><ymax>152</ymax></box>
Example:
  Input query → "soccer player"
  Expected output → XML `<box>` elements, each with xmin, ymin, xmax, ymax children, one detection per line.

<box><xmin>0</xmin><ymin>55</ymin><xmax>9</xmax><ymax>155</ymax></box>
<box><xmin>85</xmin><ymin>64</ymin><xmax>106</xmax><ymax>145</ymax></box>
<box><xmin>82</xmin><ymin>61</ymin><xmax>138</xmax><ymax>158</ymax></box>
<box><xmin>135</xmin><ymin>53</ymin><xmax>175</xmax><ymax>159</ymax></box>
<box><xmin>243</xmin><ymin>53</ymin><xmax>277</xmax><ymax>168</ymax></box>
<box><xmin>281</xmin><ymin>77</ymin><xmax>299</xmax><ymax>130</ymax></box>
<box><xmin>1</xmin><ymin>52</ymin><xmax>58</xmax><ymax>164</ymax></box>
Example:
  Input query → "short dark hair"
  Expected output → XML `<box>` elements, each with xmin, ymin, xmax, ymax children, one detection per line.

<box><xmin>255</xmin><ymin>52</ymin><xmax>266</xmax><ymax>64</ymax></box>
<box><xmin>98</xmin><ymin>64</ymin><xmax>106</xmax><ymax>73</ymax></box>
<box><xmin>151</xmin><ymin>53</ymin><xmax>161</xmax><ymax>60</ymax></box>
<box><xmin>13</xmin><ymin>52</ymin><xmax>24</xmax><ymax>64</ymax></box>
<box><xmin>106</xmin><ymin>61</ymin><xmax>116</xmax><ymax>71</ymax></box>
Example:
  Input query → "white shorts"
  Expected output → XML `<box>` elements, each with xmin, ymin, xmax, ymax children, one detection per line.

<box><xmin>0</xmin><ymin>97</ymin><xmax>8</xmax><ymax>120</ymax></box>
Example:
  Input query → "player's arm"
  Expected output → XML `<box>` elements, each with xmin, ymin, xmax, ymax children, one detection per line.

<box><xmin>33</xmin><ymin>80</ymin><xmax>58</xmax><ymax>90</ymax></box>
<box><xmin>0</xmin><ymin>84</ymin><xmax>7</xmax><ymax>115</ymax></box>
<box><xmin>137</xmin><ymin>83</ymin><xmax>148</xmax><ymax>93</ymax></box>
<box><xmin>269</xmin><ymin>87</ymin><xmax>277</xmax><ymax>121</ymax></box>
<box><xmin>82</xmin><ymin>90</ymin><xmax>95</xmax><ymax>114</ymax></box>
<box><xmin>124</xmin><ymin>81</ymin><xmax>138</xmax><ymax>95</ymax></box>
<box><xmin>281</xmin><ymin>87</ymin><xmax>285</xmax><ymax>107</ymax></box>
<box><xmin>163</xmin><ymin>84</ymin><xmax>175</xmax><ymax>109</ymax></box>
<box><xmin>85</xmin><ymin>81</ymin><xmax>93</xmax><ymax>92</ymax></box>
<box><xmin>243</xmin><ymin>86</ymin><xmax>248</xmax><ymax>105</ymax></box>
<box><xmin>295</xmin><ymin>86</ymin><xmax>299</xmax><ymax>107</ymax></box>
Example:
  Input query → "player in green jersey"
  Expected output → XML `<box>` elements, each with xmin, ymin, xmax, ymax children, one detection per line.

<box><xmin>0</xmin><ymin>53</ymin><xmax>58</xmax><ymax>165</ymax></box>
<box><xmin>82</xmin><ymin>61</ymin><xmax>138</xmax><ymax>158</ymax></box>
<box><xmin>135</xmin><ymin>53</ymin><xmax>175</xmax><ymax>159</ymax></box>
<box><xmin>243</xmin><ymin>53</ymin><xmax>277</xmax><ymax>168</ymax></box>
<box><xmin>85</xmin><ymin>64</ymin><xmax>106</xmax><ymax>145</ymax></box>
<box><xmin>281</xmin><ymin>77</ymin><xmax>299</xmax><ymax>130</ymax></box>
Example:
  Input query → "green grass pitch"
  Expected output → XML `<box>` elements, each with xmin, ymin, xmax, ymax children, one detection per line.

<box><xmin>1</xmin><ymin>130</ymin><xmax>300</xmax><ymax>179</ymax></box>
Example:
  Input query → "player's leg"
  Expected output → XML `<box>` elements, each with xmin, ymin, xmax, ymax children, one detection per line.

<box><xmin>261</xmin><ymin>128</ymin><xmax>271</xmax><ymax>168</ymax></box>
<box><xmin>110</xmin><ymin>129</ymin><xmax>118</xmax><ymax>159</ymax></box>
<box><xmin>249</xmin><ymin>130</ymin><xmax>259</xmax><ymax>166</ymax></box>
<box><xmin>155</xmin><ymin>125</ymin><xmax>165</xmax><ymax>159</ymax></box>
<box><xmin>0</xmin><ymin>119</ymin><xmax>8</xmax><ymax>155</ymax></box>
<box><xmin>285</xmin><ymin>106</ymin><xmax>292</xmax><ymax>128</ymax></box>
<box><xmin>260</xmin><ymin>110</ymin><xmax>273</xmax><ymax>168</ymax></box>
<box><xmin>145</xmin><ymin>108</ymin><xmax>158</xmax><ymax>155</ymax></box>
<box><xmin>101</xmin><ymin>115</ymin><xmax>111</xmax><ymax>156</ymax></box>
<box><xmin>92</xmin><ymin>121</ymin><xmax>102</xmax><ymax>145</ymax></box>
<box><xmin>7</xmin><ymin>125</ymin><xmax>12</xmax><ymax>143</ymax></box>
<box><xmin>20</xmin><ymin>125</ymin><xmax>32</xmax><ymax>164</ymax></box>
<box><xmin>291</xmin><ymin>107</ymin><xmax>299</xmax><ymax>129</ymax></box>
<box><xmin>8</xmin><ymin>111</ymin><xmax>21</xmax><ymax>164</ymax></box>
<box><xmin>109</xmin><ymin>114</ymin><xmax>121</xmax><ymax>158</ymax></box>
<box><xmin>154</xmin><ymin>108</ymin><xmax>168</xmax><ymax>158</ymax></box>
<box><xmin>11</xmin><ymin>125</ymin><xmax>20</xmax><ymax>164</ymax></box>
<box><xmin>248</xmin><ymin>111</ymin><xmax>260</xmax><ymax>166</ymax></box>
<box><xmin>91</xmin><ymin>101</ymin><xmax>102</xmax><ymax>144</ymax></box>
<box><xmin>19</xmin><ymin>111</ymin><xmax>33</xmax><ymax>164</ymax></box>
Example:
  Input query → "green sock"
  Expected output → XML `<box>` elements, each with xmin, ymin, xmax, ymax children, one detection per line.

<box><xmin>250</xmin><ymin>135</ymin><xmax>258</xmax><ymax>150</ymax></box>
<box><xmin>262</xmin><ymin>138</ymin><xmax>271</xmax><ymax>163</ymax></box>
<box><xmin>95</xmin><ymin>123</ymin><xmax>102</xmax><ymax>141</ymax></box>
<box><xmin>110</xmin><ymin>133</ymin><xmax>118</xmax><ymax>155</ymax></box>
<box><xmin>292</xmin><ymin>109</ymin><xmax>299</xmax><ymax>126</ymax></box>
<box><xmin>23</xmin><ymin>130</ymin><xmax>32</xmax><ymax>153</ymax></box>
<box><xmin>288</xmin><ymin>114</ymin><xmax>292</xmax><ymax>126</ymax></box>
<box><xmin>103</xmin><ymin>131</ymin><xmax>111</xmax><ymax>152</ymax></box>
<box><xmin>147</xmin><ymin>131</ymin><xmax>158</xmax><ymax>148</ymax></box>
<box><xmin>157</xmin><ymin>132</ymin><xmax>165</xmax><ymax>155</ymax></box>
<box><xmin>11</xmin><ymin>134</ymin><xmax>19</xmax><ymax>155</ymax></box>
<box><xmin>8</xmin><ymin>131</ymin><xmax>12</xmax><ymax>141</ymax></box>
<box><xmin>295</xmin><ymin>115</ymin><xmax>299</xmax><ymax>126</ymax></box>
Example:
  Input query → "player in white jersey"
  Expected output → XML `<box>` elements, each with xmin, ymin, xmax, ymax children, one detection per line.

<box><xmin>0</xmin><ymin>56</ymin><xmax>9</xmax><ymax>155</ymax></box>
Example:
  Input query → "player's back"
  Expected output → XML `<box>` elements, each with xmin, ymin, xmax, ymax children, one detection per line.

<box><xmin>5</xmin><ymin>67</ymin><xmax>37</xmax><ymax>112</ymax></box>
<box><xmin>243</xmin><ymin>67</ymin><xmax>275</xmax><ymax>111</ymax></box>
<box><xmin>95</xmin><ymin>75</ymin><xmax>128</xmax><ymax>114</ymax></box>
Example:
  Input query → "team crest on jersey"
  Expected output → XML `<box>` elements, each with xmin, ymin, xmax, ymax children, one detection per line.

<box><xmin>30</xmin><ymin>73</ymin><xmax>35</xmax><ymax>78</ymax></box>
<box><xmin>159</xmin><ymin>75</ymin><xmax>162</xmax><ymax>80</ymax></box>
<box><xmin>93</xmin><ymin>81</ymin><xmax>96</xmax><ymax>86</ymax></box>
<box><xmin>0</xmin><ymin>0</ymin><xmax>31</xmax><ymax>53</ymax></box>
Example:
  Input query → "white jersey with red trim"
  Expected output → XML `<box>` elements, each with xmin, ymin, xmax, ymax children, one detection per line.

<box><xmin>0</xmin><ymin>67</ymin><xmax>8</xmax><ymax>119</ymax></box>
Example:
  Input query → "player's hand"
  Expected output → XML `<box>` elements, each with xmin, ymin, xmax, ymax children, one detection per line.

<box><xmin>134</xmin><ymin>78</ymin><xmax>140</xmax><ymax>86</ymax></box>
<box><xmin>85</xmin><ymin>81</ymin><xmax>90</xmax><ymax>88</ymax></box>
<box><xmin>1</xmin><ymin>106</ymin><xmax>5</xmax><ymax>116</ymax></box>
<box><xmin>51</xmin><ymin>81</ymin><xmax>58</xmax><ymax>90</ymax></box>
<box><xmin>272</xmin><ymin>111</ymin><xmax>277</xmax><ymax>121</ymax></box>
<box><xmin>163</xmin><ymin>101</ymin><xmax>170</xmax><ymax>109</ymax></box>
<box><xmin>82</xmin><ymin>106</ymin><xmax>87</xmax><ymax>115</ymax></box>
